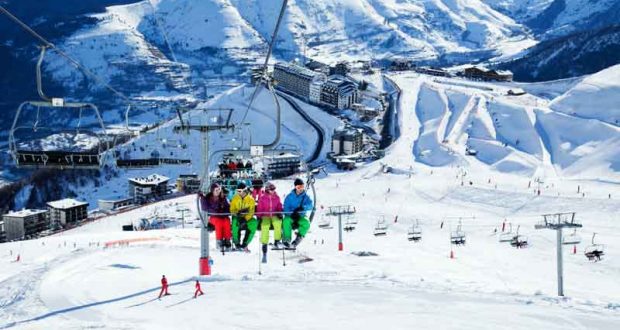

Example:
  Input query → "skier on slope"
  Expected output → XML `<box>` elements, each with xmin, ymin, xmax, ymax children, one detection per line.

<box><xmin>282</xmin><ymin>178</ymin><xmax>313</xmax><ymax>249</ymax></box>
<box><xmin>256</xmin><ymin>182</ymin><xmax>284</xmax><ymax>261</ymax></box>
<box><xmin>200</xmin><ymin>182</ymin><xmax>232</xmax><ymax>250</ymax></box>
<box><xmin>158</xmin><ymin>275</ymin><xmax>169</xmax><ymax>298</ymax></box>
<box><xmin>194</xmin><ymin>280</ymin><xmax>204</xmax><ymax>298</ymax></box>
<box><xmin>230</xmin><ymin>182</ymin><xmax>257</xmax><ymax>250</ymax></box>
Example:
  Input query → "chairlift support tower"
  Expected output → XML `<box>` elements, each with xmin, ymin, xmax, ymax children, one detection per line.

<box><xmin>534</xmin><ymin>212</ymin><xmax>582</xmax><ymax>296</ymax></box>
<box><xmin>325</xmin><ymin>205</ymin><xmax>356</xmax><ymax>251</ymax></box>
<box><xmin>175</xmin><ymin>108</ymin><xmax>235</xmax><ymax>276</ymax></box>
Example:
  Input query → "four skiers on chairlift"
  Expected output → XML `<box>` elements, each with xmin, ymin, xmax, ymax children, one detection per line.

<box><xmin>199</xmin><ymin>177</ymin><xmax>313</xmax><ymax>258</ymax></box>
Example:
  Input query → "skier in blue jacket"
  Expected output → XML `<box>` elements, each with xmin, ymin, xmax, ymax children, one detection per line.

<box><xmin>282</xmin><ymin>178</ymin><xmax>313</xmax><ymax>248</ymax></box>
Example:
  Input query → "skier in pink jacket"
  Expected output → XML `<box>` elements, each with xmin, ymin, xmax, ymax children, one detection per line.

<box><xmin>256</xmin><ymin>182</ymin><xmax>283</xmax><ymax>262</ymax></box>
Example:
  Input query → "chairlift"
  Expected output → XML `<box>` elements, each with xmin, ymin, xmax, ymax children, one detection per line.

<box><xmin>318</xmin><ymin>216</ymin><xmax>332</xmax><ymax>229</ymax></box>
<box><xmin>510</xmin><ymin>225</ymin><xmax>528</xmax><ymax>248</ymax></box>
<box><xmin>498</xmin><ymin>223</ymin><xmax>513</xmax><ymax>243</ymax></box>
<box><xmin>9</xmin><ymin>46</ymin><xmax>110</xmax><ymax>169</ymax></box>
<box><xmin>562</xmin><ymin>229</ymin><xmax>581</xmax><ymax>245</ymax></box>
<box><xmin>373</xmin><ymin>217</ymin><xmax>388</xmax><ymax>236</ymax></box>
<box><xmin>407</xmin><ymin>219</ymin><xmax>422</xmax><ymax>242</ymax></box>
<box><xmin>584</xmin><ymin>233</ymin><xmax>605</xmax><ymax>261</ymax></box>
<box><xmin>344</xmin><ymin>216</ymin><xmax>356</xmax><ymax>232</ymax></box>
<box><xmin>450</xmin><ymin>223</ymin><xmax>466</xmax><ymax>245</ymax></box>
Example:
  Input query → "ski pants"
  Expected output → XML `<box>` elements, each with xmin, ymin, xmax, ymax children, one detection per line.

<box><xmin>209</xmin><ymin>216</ymin><xmax>231</xmax><ymax>240</ymax></box>
<box><xmin>232</xmin><ymin>216</ymin><xmax>258</xmax><ymax>246</ymax></box>
<box><xmin>282</xmin><ymin>216</ymin><xmax>310</xmax><ymax>242</ymax></box>
<box><xmin>260</xmin><ymin>216</ymin><xmax>282</xmax><ymax>244</ymax></box>
<box><xmin>159</xmin><ymin>285</ymin><xmax>169</xmax><ymax>298</ymax></box>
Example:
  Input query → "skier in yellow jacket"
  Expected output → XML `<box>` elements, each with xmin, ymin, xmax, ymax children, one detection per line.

<box><xmin>230</xmin><ymin>182</ymin><xmax>257</xmax><ymax>250</ymax></box>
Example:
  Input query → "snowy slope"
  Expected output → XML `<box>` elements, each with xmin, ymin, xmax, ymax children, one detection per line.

<box><xmin>1</xmin><ymin>148</ymin><xmax>620</xmax><ymax>329</ymax></box>
<box><xmin>389</xmin><ymin>69</ymin><xmax>620</xmax><ymax>179</ymax></box>
<box><xmin>550</xmin><ymin>64</ymin><xmax>620</xmax><ymax>127</ymax></box>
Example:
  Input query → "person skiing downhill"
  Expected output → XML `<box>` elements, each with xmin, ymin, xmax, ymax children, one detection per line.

<box><xmin>230</xmin><ymin>182</ymin><xmax>257</xmax><ymax>250</ymax></box>
<box><xmin>282</xmin><ymin>178</ymin><xmax>313</xmax><ymax>249</ymax></box>
<box><xmin>256</xmin><ymin>182</ymin><xmax>283</xmax><ymax>261</ymax></box>
<box><xmin>158</xmin><ymin>275</ymin><xmax>169</xmax><ymax>298</ymax></box>
<box><xmin>194</xmin><ymin>280</ymin><xmax>204</xmax><ymax>298</ymax></box>
<box><xmin>200</xmin><ymin>182</ymin><xmax>232</xmax><ymax>251</ymax></box>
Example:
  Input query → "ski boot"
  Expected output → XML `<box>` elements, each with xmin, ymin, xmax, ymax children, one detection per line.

<box><xmin>261</xmin><ymin>244</ymin><xmax>268</xmax><ymax>263</ymax></box>
<box><xmin>272</xmin><ymin>240</ymin><xmax>283</xmax><ymax>250</ymax></box>
<box><xmin>282</xmin><ymin>240</ymin><xmax>291</xmax><ymax>249</ymax></box>
<box><xmin>290</xmin><ymin>235</ymin><xmax>304</xmax><ymax>249</ymax></box>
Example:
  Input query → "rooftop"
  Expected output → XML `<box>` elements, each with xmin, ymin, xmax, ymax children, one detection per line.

<box><xmin>4</xmin><ymin>209</ymin><xmax>48</xmax><ymax>218</ymax></box>
<box><xmin>128</xmin><ymin>174</ymin><xmax>170</xmax><ymax>186</ymax></box>
<box><xmin>47</xmin><ymin>199</ymin><xmax>89</xmax><ymax>210</ymax></box>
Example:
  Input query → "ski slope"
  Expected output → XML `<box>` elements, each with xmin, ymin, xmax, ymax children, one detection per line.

<box><xmin>2</xmin><ymin>69</ymin><xmax>620</xmax><ymax>329</ymax></box>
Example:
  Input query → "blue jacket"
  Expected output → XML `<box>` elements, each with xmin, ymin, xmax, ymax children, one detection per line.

<box><xmin>283</xmin><ymin>189</ymin><xmax>313</xmax><ymax>217</ymax></box>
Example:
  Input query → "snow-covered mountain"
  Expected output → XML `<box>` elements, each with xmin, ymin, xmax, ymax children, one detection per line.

<box><xmin>499</xmin><ymin>24</ymin><xmax>620</xmax><ymax>81</ymax></box>
<box><xmin>526</xmin><ymin>0</ymin><xmax>620</xmax><ymax>38</ymax></box>
<box><xmin>483</xmin><ymin>0</ymin><xmax>554</xmax><ymax>23</ymax></box>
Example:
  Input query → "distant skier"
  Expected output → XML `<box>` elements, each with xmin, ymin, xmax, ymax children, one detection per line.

<box><xmin>159</xmin><ymin>275</ymin><xmax>169</xmax><ymax>298</ymax></box>
<box><xmin>282</xmin><ymin>178</ymin><xmax>313</xmax><ymax>249</ymax></box>
<box><xmin>194</xmin><ymin>280</ymin><xmax>204</xmax><ymax>298</ymax></box>
<box><xmin>230</xmin><ymin>182</ymin><xmax>257</xmax><ymax>250</ymax></box>
<box><xmin>256</xmin><ymin>182</ymin><xmax>283</xmax><ymax>259</ymax></box>
<box><xmin>200</xmin><ymin>183</ymin><xmax>232</xmax><ymax>251</ymax></box>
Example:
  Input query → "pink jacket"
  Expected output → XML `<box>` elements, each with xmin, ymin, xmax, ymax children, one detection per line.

<box><xmin>256</xmin><ymin>192</ymin><xmax>283</xmax><ymax>218</ymax></box>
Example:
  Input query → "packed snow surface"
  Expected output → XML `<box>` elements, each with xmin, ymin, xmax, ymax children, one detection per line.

<box><xmin>1</xmin><ymin>71</ymin><xmax>620</xmax><ymax>329</ymax></box>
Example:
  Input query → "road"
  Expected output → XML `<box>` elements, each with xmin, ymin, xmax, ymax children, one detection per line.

<box><xmin>380</xmin><ymin>75</ymin><xmax>402</xmax><ymax>149</ymax></box>
<box><xmin>276</xmin><ymin>91</ymin><xmax>325</xmax><ymax>164</ymax></box>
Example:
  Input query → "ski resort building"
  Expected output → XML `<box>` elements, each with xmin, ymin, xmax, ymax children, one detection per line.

<box><xmin>273</xmin><ymin>62</ymin><xmax>326</xmax><ymax>100</ymax></box>
<box><xmin>128</xmin><ymin>174</ymin><xmax>170</xmax><ymax>204</ymax></box>
<box><xmin>2</xmin><ymin>209</ymin><xmax>49</xmax><ymax>241</ymax></box>
<box><xmin>332</xmin><ymin>126</ymin><xmax>364</xmax><ymax>156</ymax></box>
<box><xmin>0</xmin><ymin>220</ymin><xmax>5</xmax><ymax>243</ymax></box>
<box><xmin>176</xmin><ymin>174</ymin><xmax>201</xmax><ymax>194</ymax></box>
<box><xmin>263</xmin><ymin>153</ymin><xmax>302</xmax><ymax>178</ymax></box>
<box><xmin>321</xmin><ymin>77</ymin><xmax>358</xmax><ymax>110</ymax></box>
<box><xmin>462</xmin><ymin>66</ymin><xmax>513</xmax><ymax>82</ymax></box>
<box><xmin>47</xmin><ymin>199</ymin><xmax>89</xmax><ymax>227</ymax></box>
<box><xmin>97</xmin><ymin>196</ymin><xmax>133</xmax><ymax>212</ymax></box>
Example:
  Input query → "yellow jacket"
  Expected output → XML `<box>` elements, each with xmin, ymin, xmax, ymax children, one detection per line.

<box><xmin>230</xmin><ymin>193</ymin><xmax>256</xmax><ymax>221</ymax></box>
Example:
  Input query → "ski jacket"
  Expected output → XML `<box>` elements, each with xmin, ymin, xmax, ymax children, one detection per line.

<box><xmin>200</xmin><ymin>192</ymin><xmax>230</xmax><ymax>216</ymax></box>
<box><xmin>251</xmin><ymin>188</ymin><xmax>264</xmax><ymax>201</ymax></box>
<box><xmin>283</xmin><ymin>189</ymin><xmax>313</xmax><ymax>217</ymax></box>
<box><xmin>230</xmin><ymin>193</ymin><xmax>256</xmax><ymax>221</ymax></box>
<box><xmin>195</xmin><ymin>282</ymin><xmax>201</xmax><ymax>289</ymax></box>
<box><xmin>256</xmin><ymin>192</ymin><xmax>283</xmax><ymax>218</ymax></box>
<box><xmin>161</xmin><ymin>277</ymin><xmax>168</xmax><ymax>287</ymax></box>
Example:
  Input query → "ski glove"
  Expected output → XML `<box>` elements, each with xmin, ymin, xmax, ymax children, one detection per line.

<box><xmin>291</xmin><ymin>212</ymin><xmax>301</xmax><ymax>222</ymax></box>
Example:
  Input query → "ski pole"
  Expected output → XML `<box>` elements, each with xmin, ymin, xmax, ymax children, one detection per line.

<box><xmin>282</xmin><ymin>247</ymin><xmax>286</xmax><ymax>267</ymax></box>
<box><xmin>258</xmin><ymin>238</ymin><xmax>262</xmax><ymax>275</ymax></box>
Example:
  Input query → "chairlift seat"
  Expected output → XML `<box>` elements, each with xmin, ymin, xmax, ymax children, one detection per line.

<box><xmin>584</xmin><ymin>245</ymin><xmax>605</xmax><ymax>261</ymax></box>
<box><xmin>510</xmin><ymin>235</ymin><xmax>528</xmax><ymax>248</ymax></box>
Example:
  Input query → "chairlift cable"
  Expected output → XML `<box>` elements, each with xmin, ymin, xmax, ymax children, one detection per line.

<box><xmin>239</xmin><ymin>0</ymin><xmax>288</xmax><ymax>126</ymax></box>
<box><xmin>0</xmin><ymin>5</ymin><xmax>134</xmax><ymax>105</ymax></box>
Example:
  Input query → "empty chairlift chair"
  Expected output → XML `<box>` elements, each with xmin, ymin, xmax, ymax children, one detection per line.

<box><xmin>318</xmin><ymin>216</ymin><xmax>332</xmax><ymax>229</ymax></box>
<box><xmin>584</xmin><ymin>233</ymin><xmax>605</xmax><ymax>262</ymax></box>
<box><xmin>407</xmin><ymin>219</ymin><xmax>422</xmax><ymax>242</ymax></box>
<box><xmin>9</xmin><ymin>46</ymin><xmax>110</xmax><ymax>169</ymax></box>
<box><xmin>498</xmin><ymin>223</ymin><xmax>514</xmax><ymax>243</ymax></box>
<box><xmin>374</xmin><ymin>217</ymin><xmax>388</xmax><ymax>236</ymax></box>
<box><xmin>562</xmin><ymin>229</ymin><xmax>581</xmax><ymax>245</ymax></box>
<box><xmin>450</xmin><ymin>224</ymin><xmax>466</xmax><ymax>245</ymax></box>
